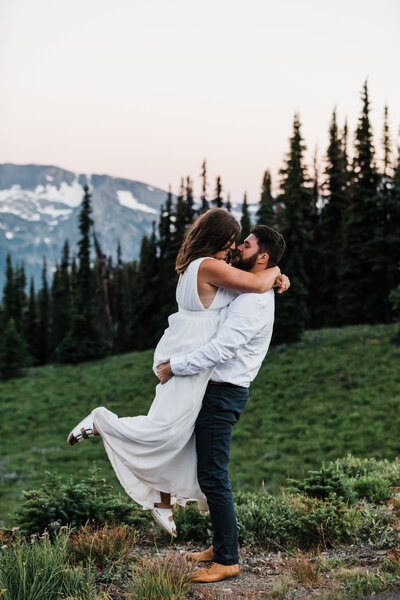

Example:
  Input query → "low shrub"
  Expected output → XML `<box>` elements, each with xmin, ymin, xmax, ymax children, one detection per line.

<box><xmin>67</xmin><ymin>522</ymin><xmax>136</xmax><ymax>570</ymax></box>
<box><xmin>130</xmin><ymin>552</ymin><xmax>192</xmax><ymax>600</ymax></box>
<box><xmin>289</xmin><ymin>494</ymin><xmax>360</xmax><ymax>550</ymax></box>
<box><xmin>235</xmin><ymin>491</ymin><xmax>297</xmax><ymax>549</ymax></box>
<box><xmin>290</xmin><ymin>553</ymin><xmax>320</xmax><ymax>584</ymax></box>
<box><xmin>14</xmin><ymin>467</ymin><xmax>150</xmax><ymax>536</ymax></box>
<box><xmin>351</xmin><ymin>473</ymin><xmax>393</xmax><ymax>503</ymax></box>
<box><xmin>235</xmin><ymin>490</ymin><xmax>361</xmax><ymax>551</ymax></box>
<box><xmin>340</xmin><ymin>573</ymin><xmax>384</xmax><ymax>597</ymax></box>
<box><xmin>174</xmin><ymin>503</ymin><xmax>211</xmax><ymax>542</ymax></box>
<box><xmin>0</xmin><ymin>531</ymin><xmax>96</xmax><ymax>600</ymax></box>
<box><xmin>356</xmin><ymin>502</ymin><xmax>400</xmax><ymax>548</ymax></box>
<box><xmin>288</xmin><ymin>466</ymin><xmax>355</xmax><ymax>503</ymax></box>
<box><xmin>331</xmin><ymin>455</ymin><xmax>400</xmax><ymax>487</ymax></box>
<box><xmin>319</xmin><ymin>556</ymin><xmax>345</xmax><ymax>572</ymax></box>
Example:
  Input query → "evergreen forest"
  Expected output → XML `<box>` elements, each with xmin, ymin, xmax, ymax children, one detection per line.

<box><xmin>1</xmin><ymin>81</ymin><xmax>400</xmax><ymax>378</ymax></box>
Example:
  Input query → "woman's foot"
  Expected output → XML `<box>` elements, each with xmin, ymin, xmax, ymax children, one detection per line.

<box><xmin>151</xmin><ymin>506</ymin><xmax>177</xmax><ymax>537</ymax></box>
<box><xmin>67</xmin><ymin>415</ymin><xmax>99</xmax><ymax>446</ymax></box>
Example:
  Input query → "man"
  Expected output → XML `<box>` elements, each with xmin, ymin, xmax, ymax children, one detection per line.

<box><xmin>156</xmin><ymin>225</ymin><xmax>287</xmax><ymax>583</ymax></box>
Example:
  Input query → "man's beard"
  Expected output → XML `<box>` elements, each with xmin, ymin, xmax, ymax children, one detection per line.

<box><xmin>232</xmin><ymin>251</ymin><xmax>258</xmax><ymax>272</ymax></box>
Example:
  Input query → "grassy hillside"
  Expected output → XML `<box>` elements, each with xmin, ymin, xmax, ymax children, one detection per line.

<box><xmin>1</xmin><ymin>323</ymin><xmax>399</xmax><ymax>524</ymax></box>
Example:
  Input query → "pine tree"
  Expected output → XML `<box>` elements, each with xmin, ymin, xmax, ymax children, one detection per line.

<box><xmin>129</xmin><ymin>226</ymin><xmax>160</xmax><ymax>349</ymax></box>
<box><xmin>315</xmin><ymin>109</ymin><xmax>348</xmax><ymax>326</ymax></box>
<box><xmin>240</xmin><ymin>192</ymin><xmax>251</xmax><ymax>242</ymax></box>
<box><xmin>24</xmin><ymin>277</ymin><xmax>37</xmax><ymax>363</ymax></box>
<box><xmin>274</xmin><ymin>114</ymin><xmax>311</xmax><ymax>343</ymax></box>
<box><xmin>113</xmin><ymin>241</ymin><xmax>126</xmax><ymax>352</ymax></box>
<box><xmin>185</xmin><ymin>177</ymin><xmax>195</xmax><ymax>225</ymax></box>
<box><xmin>257</xmin><ymin>170</ymin><xmax>275</xmax><ymax>226</ymax></box>
<box><xmin>158</xmin><ymin>187</ymin><xmax>173</xmax><ymax>261</ymax></box>
<box><xmin>93</xmin><ymin>231</ymin><xmax>113</xmax><ymax>343</ymax></box>
<box><xmin>37</xmin><ymin>257</ymin><xmax>50</xmax><ymax>365</ymax></box>
<box><xmin>199</xmin><ymin>159</ymin><xmax>209</xmax><ymax>213</ymax></box>
<box><xmin>212</xmin><ymin>176</ymin><xmax>224</xmax><ymax>207</ymax></box>
<box><xmin>338</xmin><ymin>80</ymin><xmax>383</xmax><ymax>324</ymax></box>
<box><xmin>14</xmin><ymin>264</ymin><xmax>27</xmax><ymax>333</ymax></box>
<box><xmin>51</xmin><ymin>241</ymin><xmax>72</xmax><ymax>354</ymax></box>
<box><xmin>2</xmin><ymin>254</ymin><xmax>15</xmax><ymax>323</ymax></box>
<box><xmin>382</xmin><ymin>105</ymin><xmax>392</xmax><ymax>182</ymax></box>
<box><xmin>57</xmin><ymin>186</ymin><xmax>108</xmax><ymax>363</ymax></box>
<box><xmin>0</xmin><ymin>318</ymin><xmax>27</xmax><ymax>380</ymax></box>
<box><xmin>226</xmin><ymin>192</ymin><xmax>232</xmax><ymax>213</ymax></box>
<box><xmin>173</xmin><ymin>178</ymin><xmax>187</xmax><ymax>253</ymax></box>
<box><xmin>380</xmin><ymin>112</ymin><xmax>400</xmax><ymax>320</ymax></box>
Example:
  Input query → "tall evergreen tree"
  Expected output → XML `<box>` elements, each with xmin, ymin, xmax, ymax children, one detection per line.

<box><xmin>240</xmin><ymin>192</ymin><xmax>251</xmax><ymax>242</ymax></box>
<box><xmin>0</xmin><ymin>318</ymin><xmax>27</xmax><ymax>380</ymax></box>
<box><xmin>93</xmin><ymin>231</ymin><xmax>113</xmax><ymax>343</ymax></box>
<box><xmin>37</xmin><ymin>257</ymin><xmax>50</xmax><ymax>365</ymax></box>
<box><xmin>257</xmin><ymin>170</ymin><xmax>275</xmax><ymax>226</ymax></box>
<box><xmin>226</xmin><ymin>192</ymin><xmax>232</xmax><ymax>213</ymax></box>
<box><xmin>381</xmin><ymin>105</ymin><xmax>392</xmax><ymax>182</ymax></box>
<box><xmin>200</xmin><ymin>159</ymin><xmax>209</xmax><ymax>213</ymax></box>
<box><xmin>2</xmin><ymin>254</ymin><xmax>15</xmax><ymax>323</ymax></box>
<box><xmin>113</xmin><ymin>241</ymin><xmax>127</xmax><ymax>352</ymax></box>
<box><xmin>212</xmin><ymin>176</ymin><xmax>224</xmax><ymax>207</ymax></box>
<box><xmin>338</xmin><ymin>80</ymin><xmax>383</xmax><ymax>324</ymax></box>
<box><xmin>315</xmin><ymin>109</ymin><xmax>348</xmax><ymax>326</ymax></box>
<box><xmin>185</xmin><ymin>177</ymin><xmax>195</xmax><ymax>225</ymax></box>
<box><xmin>380</xmin><ymin>110</ymin><xmax>400</xmax><ymax>319</ymax></box>
<box><xmin>274</xmin><ymin>114</ymin><xmax>311</xmax><ymax>343</ymax></box>
<box><xmin>14</xmin><ymin>264</ymin><xmax>27</xmax><ymax>333</ymax></box>
<box><xmin>130</xmin><ymin>226</ymin><xmax>161</xmax><ymax>349</ymax></box>
<box><xmin>24</xmin><ymin>277</ymin><xmax>37</xmax><ymax>363</ymax></box>
<box><xmin>51</xmin><ymin>241</ymin><xmax>72</xmax><ymax>353</ymax></box>
<box><xmin>173</xmin><ymin>178</ymin><xmax>187</xmax><ymax>253</ymax></box>
<box><xmin>158</xmin><ymin>187</ymin><xmax>173</xmax><ymax>261</ymax></box>
<box><xmin>57</xmin><ymin>186</ymin><xmax>108</xmax><ymax>363</ymax></box>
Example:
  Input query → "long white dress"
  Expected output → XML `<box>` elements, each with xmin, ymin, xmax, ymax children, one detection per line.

<box><xmin>92</xmin><ymin>257</ymin><xmax>236</xmax><ymax>510</ymax></box>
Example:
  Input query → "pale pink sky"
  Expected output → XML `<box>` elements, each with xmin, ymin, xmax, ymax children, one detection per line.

<box><xmin>1</xmin><ymin>0</ymin><xmax>399</xmax><ymax>202</ymax></box>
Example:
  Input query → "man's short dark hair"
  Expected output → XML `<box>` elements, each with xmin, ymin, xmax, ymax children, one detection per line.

<box><xmin>251</xmin><ymin>225</ymin><xmax>286</xmax><ymax>267</ymax></box>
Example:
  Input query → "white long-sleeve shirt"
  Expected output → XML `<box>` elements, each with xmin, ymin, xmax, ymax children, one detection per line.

<box><xmin>170</xmin><ymin>289</ymin><xmax>275</xmax><ymax>388</ymax></box>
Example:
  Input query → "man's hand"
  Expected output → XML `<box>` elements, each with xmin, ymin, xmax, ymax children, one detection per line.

<box><xmin>274</xmin><ymin>273</ymin><xmax>290</xmax><ymax>294</ymax></box>
<box><xmin>157</xmin><ymin>361</ymin><xmax>174</xmax><ymax>384</ymax></box>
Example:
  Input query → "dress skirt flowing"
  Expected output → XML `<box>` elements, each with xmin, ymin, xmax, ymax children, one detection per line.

<box><xmin>92</xmin><ymin>258</ymin><xmax>236</xmax><ymax>509</ymax></box>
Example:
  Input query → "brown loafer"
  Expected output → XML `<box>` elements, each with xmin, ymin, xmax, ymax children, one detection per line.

<box><xmin>190</xmin><ymin>562</ymin><xmax>240</xmax><ymax>582</ymax></box>
<box><xmin>186</xmin><ymin>545</ymin><xmax>213</xmax><ymax>562</ymax></box>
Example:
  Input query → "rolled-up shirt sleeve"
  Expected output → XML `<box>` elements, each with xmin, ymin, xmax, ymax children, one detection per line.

<box><xmin>170</xmin><ymin>294</ymin><xmax>267</xmax><ymax>376</ymax></box>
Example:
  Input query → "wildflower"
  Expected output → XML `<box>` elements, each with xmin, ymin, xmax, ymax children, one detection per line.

<box><xmin>11</xmin><ymin>527</ymin><xmax>19</xmax><ymax>532</ymax></box>
<box><xmin>60</xmin><ymin>526</ymin><xmax>68</xmax><ymax>530</ymax></box>
<box><xmin>1</xmin><ymin>545</ymin><xmax>7</xmax><ymax>550</ymax></box>
<box><xmin>51</xmin><ymin>520</ymin><xmax>60</xmax><ymax>527</ymax></box>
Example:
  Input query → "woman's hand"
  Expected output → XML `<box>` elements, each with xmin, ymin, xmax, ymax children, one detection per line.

<box><xmin>274</xmin><ymin>273</ymin><xmax>290</xmax><ymax>294</ymax></box>
<box><xmin>157</xmin><ymin>361</ymin><xmax>173</xmax><ymax>384</ymax></box>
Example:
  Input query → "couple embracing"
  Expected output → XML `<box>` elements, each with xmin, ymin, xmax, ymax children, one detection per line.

<box><xmin>68</xmin><ymin>208</ymin><xmax>289</xmax><ymax>583</ymax></box>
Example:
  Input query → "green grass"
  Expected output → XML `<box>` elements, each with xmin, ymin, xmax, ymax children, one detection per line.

<box><xmin>1</xmin><ymin>323</ymin><xmax>399</xmax><ymax>524</ymax></box>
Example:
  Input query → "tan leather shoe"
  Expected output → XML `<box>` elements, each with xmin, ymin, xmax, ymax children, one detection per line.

<box><xmin>190</xmin><ymin>562</ymin><xmax>240</xmax><ymax>582</ymax></box>
<box><xmin>186</xmin><ymin>545</ymin><xmax>213</xmax><ymax>562</ymax></box>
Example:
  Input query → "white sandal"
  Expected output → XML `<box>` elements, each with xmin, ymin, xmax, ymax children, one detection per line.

<box><xmin>67</xmin><ymin>415</ymin><xmax>96</xmax><ymax>446</ymax></box>
<box><xmin>151</xmin><ymin>507</ymin><xmax>177</xmax><ymax>537</ymax></box>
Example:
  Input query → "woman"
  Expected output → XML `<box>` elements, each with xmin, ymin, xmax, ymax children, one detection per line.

<box><xmin>67</xmin><ymin>208</ymin><xmax>286</xmax><ymax>536</ymax></box>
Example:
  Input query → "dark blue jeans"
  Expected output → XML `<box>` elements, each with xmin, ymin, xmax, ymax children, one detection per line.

<box><xmin>195</xmin><ymin>382</ymin><xmax>249</xmax><ymax>565</ymax></box>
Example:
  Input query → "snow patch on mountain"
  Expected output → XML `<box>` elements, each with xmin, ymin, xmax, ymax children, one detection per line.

<box><xmin>117</xmin><ymin>190</ymin><xmax>158</xmax><ymax>214</ymax></box>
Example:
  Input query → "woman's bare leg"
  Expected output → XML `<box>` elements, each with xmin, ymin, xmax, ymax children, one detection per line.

<box><xmin>154</xmin><ymin>492</ymin><xmax>172</xmax><ymax>508</ymax></box>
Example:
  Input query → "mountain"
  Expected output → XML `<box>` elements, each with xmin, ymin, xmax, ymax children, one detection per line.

<box><xmin>0</xmin><ymin>164</ymin><xmax>168</xmax><ymax>290</ymax></box>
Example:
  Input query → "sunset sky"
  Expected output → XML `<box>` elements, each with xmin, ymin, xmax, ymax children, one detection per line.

<box><xmin>1</xmin><ymin>0</ymin><xmax>399</xmax><ymax>203</ymax></box>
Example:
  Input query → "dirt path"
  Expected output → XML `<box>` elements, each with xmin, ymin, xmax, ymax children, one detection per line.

<box><xmin>183</xmin><ymin>544</ymin><xmax>400</xmax><ymax>600</ymax></box>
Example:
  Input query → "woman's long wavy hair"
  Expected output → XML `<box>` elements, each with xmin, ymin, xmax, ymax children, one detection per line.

<box><xmin>175</xmin><ymin>208</ymin><xmax>241</xmax><ymax>274</ymax></box>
